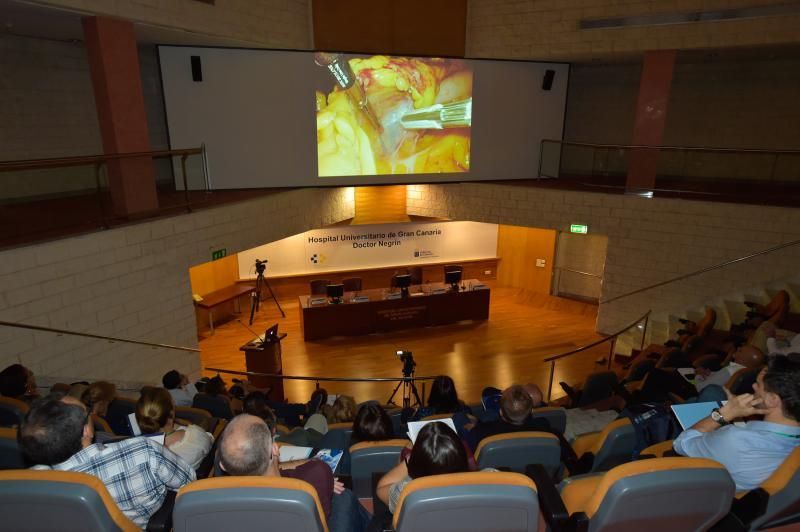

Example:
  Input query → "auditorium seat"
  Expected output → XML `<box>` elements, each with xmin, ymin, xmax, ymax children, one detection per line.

<box><xmin>531</xmin><ymin>457</ymin><xmax>735</xmax><ymax>532</ymax></box>
<box><xmin>106</xmin><ymin>397</ymin><xmax>138</xmax><ymax>436</ymax></box>
<box><xmin>92</xmin><ymin>414</ymin><xmax>114</xmax><ymax>435</ymax></box>
<box><xmin>173</xmin><ymin>476</ymin><xmax>327</xmax><ymax>532</ymax></box>
<box><xmin>743</xmin><ymin>290</ymin><xmax>790</xmax><ymax>328</ymax></box>
<box><xmin>570</xmin><ymin>418</ymin><xmax>636</xmax><ymax>473</ymax></box>
<box><xmin>531</xmin><ymin>406</ymin><xmax>567</xmax><ymax>436</ymax></box>
<box><xmin>0</xmin><ymin>469</ymin><xmax>139</xmax><ymax>531</ymax></box>
<box><xmin>0</xmin><ymin>396</ymin><xmax>28</xmax><ymax>428</ymax></box>
<box><xmin>192</xmin><ymin>393</ymin><xmax>234</xmax><ymax>420</ymax></box>
<box><xmin>319</xmin><ymin>424</ymin><xmax>353</xmax><ymax>475</ymax></box>
<box><xmin>309</xmin><ymin>279</ymin><xmax>331</xmax><ymax>296</ymax></box>
<box><xmin>0</xmin><ymin>428</ymin><xmax>26</xmax><ymax>470</ymax></box>
<box><xmin>342</xmin><ymin>277</ymin><xmax>362</xmax><ymax>292</ymax></box>
<box><xmin>350</xmin><ymin>439</ymin><xmax>408</xmax><ymax>499</ymax></box>
<box><xmin>275</xmin><ymin>423</ymin><xmax>290</xmax><ymax>436</ymax></box>
<box><xmin>475</xmin><ymin>432</ymin><xmax>561</xmax><ymax>477</ymax></box>
<box><xmin>392</xmin><ymin>471</ymin><xmax>539</xmax><ymax>532</ymax></box>
<box><xmin>640</xmin><ymin>439</ymin><xmax>676</xmax><ymax>458</ymax></box>
<box><xmin>420</xmin><ymin>413</ymin><xmax>455</xmax><ymax>421</ymax></box>
<box><xmin>725</xmin><ymin>365</ymin><xmax>763</xmax><ymax>396</ymax></box>
<box><xmin>732</xmin><ymin>447</ymin><xmax>800</xmax><ymax>530</ymax></box>
<box><xmin>175</xmin><ymin>405</ymin><xmax>218</xmax><ymax>434</ymax></box>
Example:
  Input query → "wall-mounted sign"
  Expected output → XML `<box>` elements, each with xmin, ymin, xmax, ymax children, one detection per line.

<box><xmin>211</xmin><ymin>248</ymin><xmax>227</xmax><ymax>260</ymax></box>
<box><xmin>570</xmin><ymin>224</ymin><xmax>588</xmax><ymax>234</ymax></box>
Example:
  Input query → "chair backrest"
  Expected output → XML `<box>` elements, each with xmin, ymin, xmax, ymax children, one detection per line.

<box><xmin>393</xmin><ymin>471</ymin><xmax>539</xmax><ymax>532</ymax></box>
<box><xmin>725</xmin><ymin>365</ymin><xmax>762</xmax><ymax>395</ymax></box>
<box><xmin>531</xmin><ymin>407</ymin><xmax>567</xmax><ymax>435</ymax></box>
<box><xmin>192</xmin><ymin>394</ymin><xmax>234</xmax><ymax>420</ymax></box>
<box><xmin>765</xmin><ymin>290</ymin><xmax>790</xmax><ymax>320</ymax></box>
<box><xmin>309</xmin><ymin>279</ymin><xmax>331</xmax><ymax>295</ymax></box>
<box><xmin>175</xmin><ymin>406</ymin><xmax>218</xmax><ymax>434</ymax></box>
<box><xmin>342</xmin><ymin>277</ymin><xmax>362</xmax><ymax>292</ymax></box>
<box><xmin>349</xmin><ymin>439</ymin><xmax>408</xmax><ymax>499</ymax></box>
<box><xmin>408</xmin><ymin>266</ymin><xmax>423</xmax><ymax>285</ymax></box>
<box><xmin>0</xmin><ymin>469</ymin><xmax>139</xmax><ymax>531</ymax></box>
<box><xmin>560</xmin><ymin>457</ymin><xmax>734</xmax><ymax>532</ymax></box>
<box><xmin>92</xmin><ymin>414</ymin><xmax>114</xmax><ymax>435</ymax></box>
<box><xmin>420</xmin><ymin>413</ymin><xmax>454</xmax><ymax>421</ymax></box>
<box><xmin>0</xmin><ymin>396</ymin><xmax>29</xmax><ymax>428</ymax></box>
<box><xmin>578</xmin><ymin>371</ymin><xmax>618</xmax><ymax>407</ymax></box>
<box><xmin>106</xmin><ymin>397</ymin><xmax>137</xmax><ymax>436</ymax></box>
<box><xmin>695</xmin><ymin>307</ymin><xmax>717</xmax><ymax>336</ymax></box>
<box><xmin>173</xmin><ymin>476</ymin><xmax>328</xmax><ymax>532</ymax></box>
<box><xmin>475</xmin><ymin>431</ymin><xmax>561</xmax><ymax>476</ymax></box>
<box><xmin>572</xmin><ymin>418</ymin><xmax>637</xmax><ymax>473</ymax></box>
<box><xmin>443</xmin><ymin>264</ymin><xmax>463</xmax><ymax>275</ymax></box>
<box><xmin>276</xmin><ymin>423</ymin><xmax>290</xmax><ymax>436</ymax></box>
<box><xmin>0</xmin><ymin>428</ymin><xmax>26</xmax><ymax>470</ymax></box>
<box><xmin>624</xmin><ymin>358</ymin><xmax>656</xmax><ymax>383</ymax></box>
<box><xmin>750</xmin><ymin>447</ymin><xmax>800</xmax><ymax>530</ymax></box>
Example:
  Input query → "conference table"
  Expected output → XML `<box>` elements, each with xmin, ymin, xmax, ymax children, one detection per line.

<box><xmin>299</xmin><ymin>280</ymin><xmax>491</xmax><ymax>341</ymax></box>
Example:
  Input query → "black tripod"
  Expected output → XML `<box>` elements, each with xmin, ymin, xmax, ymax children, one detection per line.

<box><xmin>387</xmin><ymin>352</ymin><xmax>423</xmax><ymax>409</ymax></box>
<box><xmin>249</xmin><ymin>259</ymin><xmax>285</xmax><ymax>325</ymax></box>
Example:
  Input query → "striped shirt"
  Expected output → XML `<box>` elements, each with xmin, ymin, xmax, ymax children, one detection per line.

<box><xmin>33</xmin><ymin>437</ymin><xmax>195</xmax><ymax>528</ymax></box>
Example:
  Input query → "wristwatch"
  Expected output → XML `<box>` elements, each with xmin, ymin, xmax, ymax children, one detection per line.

<box><xmin>710</xmin><ymin>408</ymin><xmax>729</xmax><ymax>426</ymax></box>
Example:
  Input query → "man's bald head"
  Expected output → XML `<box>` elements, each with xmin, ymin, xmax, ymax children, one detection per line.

<box><xmin>220</xmin><ymin>414</ymin><xmax>273</xmax><ymax>476</ymax></box>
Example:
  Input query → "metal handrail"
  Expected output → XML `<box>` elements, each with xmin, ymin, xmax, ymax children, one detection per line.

<box><xmin>544</xmin><ymin>310</ymin><xmax>650</xmax><ymax>401</ymax></box>
<box><xmin>601</xmin><ymin>237</ymin><xmax>800</xmax><ymax>305</ymax></box>
<box><xmin>554</xmin><ymin>267</ymin><xmax>602</xmax><ymax>279</ymax></box>
<box><xmin>0</xmin><ymin>147</ymin><xmax>203</xmax><ymax>171</ymax></box>
<box><xmin>0</xmin><ymin>319</ymin><xmax>199</xmax><ymax>353</ymax></box>
<box><xmin>207</xmin><ymin>367</ymin><xmax>439</xmax><ymax>384</ymax></box>
<box><xmin>541</xmin><ymin>139</ymin><xmax>800</xmax><ymax>155</ymax></box>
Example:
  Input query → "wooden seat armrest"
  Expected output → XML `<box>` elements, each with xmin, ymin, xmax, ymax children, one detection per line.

<box><xmin>526</xmin><ymin>464</ymin><xmax>569</xmax><ymax>532</ymax></box>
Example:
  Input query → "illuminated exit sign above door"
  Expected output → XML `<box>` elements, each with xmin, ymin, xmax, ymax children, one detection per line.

<box><xmin>570</xmin><ymin>224</ymin><xmax>588</xmax><ymax>234</ymax></box>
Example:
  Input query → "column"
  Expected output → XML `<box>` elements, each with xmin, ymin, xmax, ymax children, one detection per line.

<box><xmin>83</xmin><ymin>16</ymin><xmax>158</xmax><ymax>216</ymax></box>
<box><xmin>627</xmin><ymin>50</ymin><xmax>677</xmax><ymax>193</ymax></box>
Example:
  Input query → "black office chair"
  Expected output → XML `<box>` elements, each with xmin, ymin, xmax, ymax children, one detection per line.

<box><xmin>309</xmin><ymin>279</ymin><xmax>331</xmax><ymax>295</ymax></box>
<box><xmin>342</xmin><ymin>277</ymin><xmax>362</xmax><ymax>292</ymax></box>
<box><xmin>443</xmin><ymin>264</ymin><xmax>463</xmax><ymax>276</ymax></box>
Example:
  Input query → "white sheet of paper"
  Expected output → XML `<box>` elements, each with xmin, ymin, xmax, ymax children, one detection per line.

<box><xmin>128</xmin><ymin>413</ymin><xmax>142</xmax><ymax>436</ymax></box>
<box><xmin>406</xmin><ymin>418</ymin><xmax>457</xmax><ymax>443</ymax></box>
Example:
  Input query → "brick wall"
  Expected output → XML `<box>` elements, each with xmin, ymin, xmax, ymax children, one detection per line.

<box><xmin>0</xmin><ymin>187</ymin><xmax>355</xmax><ymax>384</ymax></box>
<box><xmin>32</xmin><ymin>0</ymin><xmax>312</xmax><ymax>49</ymax></box>
<box><xmin>467</xmin><ymin>0</ymin><xmax>800</xmax><ymax>61</ymax></box>
<box><xmin>407</xmin><ymin>183</ymin><xmax>800</xmax><ymax>334</ymax></box>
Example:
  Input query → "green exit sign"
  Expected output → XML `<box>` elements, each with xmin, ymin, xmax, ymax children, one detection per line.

<box><xmin>570</xmin><ymin>224</ymin><xmax>588</xmax><ymax>234</ymax></box>
<box><xmin>211</xmin><ymin>248</ymin><xmax>227</xmax><ymax>261</ymax></box>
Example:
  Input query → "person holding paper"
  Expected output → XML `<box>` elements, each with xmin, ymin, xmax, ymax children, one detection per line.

<box><xmin>219</xmin><ymin>414</ymin><xmax>370</xmax><ymax>532</ymax></box>
<box><xmin>673</xmin><ymin>355</ymin><xmax>800</xmax><ymax>491</ymax></box>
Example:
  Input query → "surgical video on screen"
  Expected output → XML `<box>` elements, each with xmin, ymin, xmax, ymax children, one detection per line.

<box><xmin>315</xmin><ymin>53</ymin><xmax>473</xmax><ymax>177</ymax></box>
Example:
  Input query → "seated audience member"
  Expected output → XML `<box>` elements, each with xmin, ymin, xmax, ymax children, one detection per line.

<box><xmin>465</xmin><ymin>384</ymin><xmax>551</xmax><ymax>451</ymax></box>
<box><xmin>763</xmin><ymin>322</ymin><xmax>800</xmax><ymax>356</ymax></box>
<box><xmin>136</xmin><ymin>386</ymin><xmax>213</xmax><ymax>469</ymax></box>
<box><xmin>80</xmin><ymin>381</ymin><xmax>116</xmax><ymax>417</ymax></box>
<box><xmin>673</xmin><ymin>354</ymin><xmax>800</xmax><ymax>491</ymax></box>
<box><xmin>629</xmin><ymin>345</ymin><xmax>765</xmax><ymax>404</ymax></box>
<box><xmin>219</xmin><ymin>414</ymin><xmax>369</xmax><ymax>532</ymax></box>
<box><xmin>162</xmin><ymin>369</ymin><xmax>197</xmax><ymax>407</ymax></box>
<box><xmin>67</xmin><ymin>382</ymin><xmax>89</xmax><ymax>400</ymax></box>
<box><xmin>325</xmin><ymin>394</ymin><xmax>357</xmax><ymax>424</ymax></box>
<box><xmin>242</xmin><ymin>391</ymin><xmax>278</xmax><ymax>434</ymax></box>
<box><xmin>351</xmin><ymin>403</ymin><xmax>395</xmax><ymax>444</ymax></box>
<box><xmin>0</xmin><ymin>364</ymin><xmax>38</xmax><ymax>403</ymax></box>
<box><xmin>480</xmin><ymin>382</ymin><xmax>546</xmax><ymax>422</ymax></box>
<box><xmin>377</xmin><ymin>422</ymin><xmax>474</xmax><ymax>514</ymax></box>
<box><xmin>19</xmin><ymin>395</ymin><xmax>195</xmax><ymax>528</ymax></box>
<box><xmin>411</xmin><ymin>376</ymin><xmax>473</xmax><ymax>427</ymax></box>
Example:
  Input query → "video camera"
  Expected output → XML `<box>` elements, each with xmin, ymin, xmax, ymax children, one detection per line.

<box><xmin>396</xmin><ymin>350</ymin><xmax>416</xmax><ymax>377</ymax></box>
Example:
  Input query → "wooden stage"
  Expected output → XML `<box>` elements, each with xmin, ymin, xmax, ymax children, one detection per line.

<box><xmin>199</xmin><ymin>285</ymin><xmax>606</xmax><ymax>405</ymax></box>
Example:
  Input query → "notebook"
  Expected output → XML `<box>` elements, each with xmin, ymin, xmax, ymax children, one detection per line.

<box><xmin>671</xmin><ymin>401</ymin><xmax>725</xmax><ymax>430</ymax></box>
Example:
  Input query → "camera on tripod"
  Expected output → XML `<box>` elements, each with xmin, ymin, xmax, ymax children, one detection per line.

<box><xmin>396</xmin><ymin>350</ymin><xmax>416</xmax><ymax>377</ymax></box>
<box><xmin>254</xmin><ymin>258</ymin><xmax>268</xmax><ymax>275</ymax></box>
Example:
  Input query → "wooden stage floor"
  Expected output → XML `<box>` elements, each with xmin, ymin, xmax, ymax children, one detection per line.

<box><xmin>199</xmin><ymin>286</ymin><xmax>607</xmax><ymax>405</ymax></box>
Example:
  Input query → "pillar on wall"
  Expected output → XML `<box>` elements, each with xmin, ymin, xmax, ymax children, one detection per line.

<box><xmin>82</xmin><ymin>16</ymin><xmax>158</xmax><ymax>216</ymax></box>
<box><xmin>627</xmin><ymin>50</ymin><xmax>677</xmax><ymax>193</ymax></box>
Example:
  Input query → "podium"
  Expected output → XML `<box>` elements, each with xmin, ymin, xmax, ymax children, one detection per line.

<box><xmin>240</xmin><ymin>331</ymin><xmax>286</xmax><ymax>401</ymax></box>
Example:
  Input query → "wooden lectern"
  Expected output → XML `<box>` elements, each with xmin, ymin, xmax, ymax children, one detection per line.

<box><xmin>240</xmin><ymin>327</ymin><xmax>286</xmax><ymax>402</ymax></box>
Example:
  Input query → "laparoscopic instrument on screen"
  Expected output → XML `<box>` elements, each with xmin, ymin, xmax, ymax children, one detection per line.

<box><xmin>399</xmin><ymin>98</ymin><xmax>472</xmax><ymax>130</ymax></box>
<box><xmin>314</xmin><ymin>52</ymin><xmax>382</xmax><ymax>131</ymax></box>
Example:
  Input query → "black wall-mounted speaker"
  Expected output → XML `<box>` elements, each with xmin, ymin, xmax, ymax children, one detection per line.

<box><xmin>542</xmin><ymin>69</ymin><xmax>555</xmax><ymax>91</ymax></box>
<box><xmin>191</xmin><ymin>56</ymin><xmax>203</xmax><ymax>82</ymax></box>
